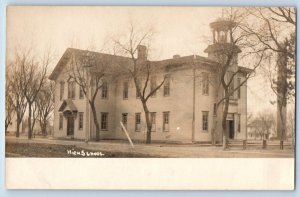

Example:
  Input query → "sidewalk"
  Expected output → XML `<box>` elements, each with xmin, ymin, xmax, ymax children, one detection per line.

<box><xmin>5</xmin><ymin>136</ymin><xmax>294</xmax><ymax>158</ymax></box>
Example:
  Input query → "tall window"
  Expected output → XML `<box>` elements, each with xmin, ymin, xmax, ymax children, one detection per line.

<box><xmin>163</xmin><ymin>111</ymin><xmax>170</xmax><ymax>132</ymax></box>
<box><xmin>122</xmin><ymin>113</ymin><xmax>128</xmax><ymax>128</ymax></box>
<box><xmin>150</xmin><ymin>112</ymin><xmax>156</xmax><ymax>132</ymax></box>
<box><xmin>202</xmin><ymin>111</ymin><xmax>209</xmax><ymax>132</ymax></box>
<box><xmin>213</xmin><ymin>103</ymin><xmax>217</xmax><ymax>116</ymax></box>
<box><xmin>163</xmin><ymin>75</ymin><xmax>170</xmax><ymax>96</ymax></box>
<box><xmin>219</xmin><ymin>31</ymin><xmax>226</xmax><ymax>43</ymax></box>
<box><xmin>60</xmin><ymin>82</ymin><xmax>65</xmax><ymax>100</ymax></box>
<box><xmin>136</xmin><ymin>79</ymin><xmax>141</xmax><ymax>99</ymax></box>
<box><xmin>68</xmin><ymin>81</ymin><xmax>76</xmax><ymax>99</ymax></box>
<box><xmin>78</xmin><ymin>112</ymin><xmax>84</xmax><ymax>130</ymax></box>
<box><xmin>150</xmin><ymin>76</ymin><xmax>157</xmax><ymax>97</ymax></box>
<box><xmin>59</xmin><ymin>114</ymin><xmax>63</xmax><ymax>130</ymax></box>
<box><xmin>79</xmin><ymin>86</ymin><xmax>84</xmax><ymax>99</ymax></box>
<box><xmin>123</xmin><ymin>82</ymin><xmax>128</xmax><ymax>99</ymax></box>
<box><xmin>237</xmin><ymin>114</ymin><xmax>241</xmax><ymax>133</ymax></box>
<box><xmin>102</xmin><ymin>81</ymin><xmax>108</xmax><ymax>99</ymax></box>
<box><xmin>228</xmin><ymin>72</ymin><xmax>234</xmax><ymax>98</ymax></box>
<box><xmin>101</xmin><ymin>112</ymin><xmax>108</xmax><ymax>130</ymax></box>
<box><xmin>135</xmin><ymin>113</ymin><xmax>141</xmax><ymax>132</ymax></box>
<box><xmin>202</xmin><ymin>72</ymin><xmax>209</xmax><ymax>95</ymax></box>
<box><xmin>237</xmin><ymin>77</ymin><xmax>241</xmax><ymax>99</ymax></box>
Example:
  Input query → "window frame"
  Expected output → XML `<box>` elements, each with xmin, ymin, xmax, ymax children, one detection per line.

<box><xmin>78</xmin><ymin>112</ymin><xmax>84</xmax><ymax>130</ymax></box>
<box><xmin>163</xmin><ymin>75</ymin><xmax>170</xmax><ymax>97</ymax></box>
<box><xmin>150</xmin><ymin>112</ymin><xmax>156</xmax><ymax>132</ymax></box>
<box><xmin>150</xmin><ymin>76</ymin><xmax>157</xmax><ymax>97</ymax></box>
<box><xmin>122</xmin><ymin>113</ymin><xmax>128</xmax><ymax>128</ymax></box>
<box><xmin>60</xmin><ymin>81</ymin><xmax>65</xmax><ymax>101</ymax></box>
<box><xmin>101</xmin><ymin>81</ymin><xmax>109</xmax><ymax>99</ymax></box>
<box><xmin>135</xmin><ymin>113</ymin><xmax>141</xmax><ymax>132</ymax></box>
<box><xmin>79</xmin><ymin>86</ymin><xmax>84</xmax><ymax>99</ymax></box>
<box><xmin>228</xmin><ymin>72</ymin><xmax>235</xmax><ymax>99</ymax></box>
<box><xmin>123</xmin><ymin>81</ymin><xmax>129</xmax><ymax>99</ymax></box>
<box><xmin>202</xmin><ymin>111</ymin><xmax>209</xmax><ymax>132</ymax></box>
<box><xmin>136</xmin><ymin>79</ymin><xmax>141</xmax><ymax>99</ymax></box>
<box><xmin>202</xmin><ymin>72</ymin><xmax>209</xmax><ymax>95</ymax></box>
<box><xmin>59</xmin><ymin>114</ymin><xmax>63</xmax><ymax>130</ymax></box>
<box><xmin>237</xmin><ymin>77</ymin><xmax>241</xmax><ymax>99</ymax></box>
<box><xmin>68</xmin><ymin>81</ymin><xmax>76</xmax><ymax>99</ymax></box>
<box><xmin>163</xmin><ymin>111</ymin><xmax>170</xmax><ymax>132</ymax></box>
<box><xmin>237</xmin><ymin>114</ymin><xmax>241</xmax><ymax>133</ymax></box>
<box><xmin>101</xmin><ymin>112</ymin><xmax>109</xmax><ymax>131</ymax></box>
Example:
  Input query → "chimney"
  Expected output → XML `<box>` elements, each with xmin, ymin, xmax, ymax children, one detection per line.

<box><xmin>137</xmin><ymin>45</ymin><xmax>147</xmax><ymax>60</ymax></box>
<box><xmin>173</xmin><ymin>55</ymin><xmax>180</xmax><ymax>59</ymax></box>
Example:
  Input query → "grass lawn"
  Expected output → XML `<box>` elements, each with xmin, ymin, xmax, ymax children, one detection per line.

<box><xmin>5</xmin><ymin>142</ymin><xmax>160</xmax><ymax>158</ymax></box>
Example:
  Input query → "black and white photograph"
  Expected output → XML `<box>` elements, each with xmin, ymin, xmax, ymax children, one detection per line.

<box><xmin>4</xmin><ymin>6</ymin><xmax>296</xmax><ymax>190</ymax></box>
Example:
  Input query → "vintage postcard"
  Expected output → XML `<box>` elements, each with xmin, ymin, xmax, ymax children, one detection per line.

<box><xmin>5</xmin><ymin>6</ymin><xmax>295</xmax><ymax>190</ymax></box>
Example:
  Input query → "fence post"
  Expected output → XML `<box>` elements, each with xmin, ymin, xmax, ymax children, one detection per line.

<box><xmin>262</xmin><ymin>140</ymin><xmax>267</xmax><ymax>149</ymax></box>
<box><xmin>243</xmin><ymin>140</ymin><xmax>247</xmax><ymax>150</ymax></box>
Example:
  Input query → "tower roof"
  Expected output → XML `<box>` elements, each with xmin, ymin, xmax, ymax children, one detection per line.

<box><xmin>209</xmin><ymin>19</ymin><xmax>237</xmax><ymax>31</ymax></box>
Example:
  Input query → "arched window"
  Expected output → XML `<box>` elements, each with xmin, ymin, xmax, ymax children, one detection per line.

<box><xmin>220</xmin><ymin>31</ymin><xmax>226</xmax><ymax>43</ymax></box>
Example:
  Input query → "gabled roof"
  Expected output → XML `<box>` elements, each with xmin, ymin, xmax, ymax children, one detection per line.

<box><xmin>58</xmin><ymin>99</ymin><xmax>78</xmax><ymax>112</ymax></box>
<box><xmin>49</xmin><ymin>48</ymin><xmax>132</xmax><ymax>80</ymax></box>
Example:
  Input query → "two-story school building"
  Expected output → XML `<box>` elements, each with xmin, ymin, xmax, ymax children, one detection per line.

<box><xmin>49</xmin><ymin>18</ymin><xmax>251</xmax><ymax>143</ymax></box>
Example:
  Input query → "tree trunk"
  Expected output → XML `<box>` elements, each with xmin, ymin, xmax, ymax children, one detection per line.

<box><xmin>40</xmin><ymin>119</ymin><xmax>47</xmax><ymax>136</ymax></box>
<box><xmin>142</xmin><ymin>101</ymin><xmax>152</xmax><ymax>144</ymax></box>
<box><xmin>5</xmin><ymin>121</ymin><xmax>10</xmax><ymax>134</ymax></box>
<box><xmin>222</xmin><ymin>97</ymin><xmax>230</xmax><ymax>150</ymax></box>
<box><xmin>16</xmin><ymin>115</ymin><xmax>21</xmax><ymax>137</ymax></box>
<box><xmin>211</xmin><ymin>118</ymin><xmax>218</xmax><ymax>146</ymax></box>
<box><xmin>277</xmin><ymin>41</ymin><xmax>288</xmax><ymax>150</ymax></box>
<box><xmin>90</xmin><ymin>102</ymin><xmax>100</xmax><ymax>141</ymax></box>
<box><xmin>28</xmin><ymin>103</ymin><xmax>32</xmax><ymax>139</ymax></box>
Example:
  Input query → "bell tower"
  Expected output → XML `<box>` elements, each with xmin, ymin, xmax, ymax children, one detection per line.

<box><xmin>204</xmin><ymin>18</ymin><xmax>241</xmax><ymax>63</ymax></box>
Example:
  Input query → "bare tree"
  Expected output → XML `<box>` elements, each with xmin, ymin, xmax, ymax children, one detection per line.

<box><xmin>21</xmin><ymin>49</ymin><xmax>51</xmax><ymax>139</ymax></box>
<box><xmin>8</xmin><ymin>54</ymin><xmax>28</xmax><ymax>137</ymax></box>
<box><xmin>113</xmin><ymin>22</ymin><xmax>167</xmax><ymax>144</ymax></box>
<box><xmin>245</xmin><ymin>7</ymin><xmax>295</xmax><ymax>149</ymax></box>
<box><xmin>286</xmin><ymin>108</ymin><xmax>295</xmax><ymax>148</ymax></box>
<box><xmin>67</xmin><ymin>49</ymin><xmax>112</xmax><ymax>142</ymax></box>
<box><xmin>36</xmin><ymin>80</ymin><xmax>54</xmax><ymax>136</ymax></box>
<box><xmin>30</xmin><ymin>101</ymin><xmax>39</xmax><ymax>136</ymax></box>
<box><xmin>207</xmin><ymin>9</ymin><xmax>265</xmax><ymax>149</ymax></box>
<box><xmin>5</xmin><ymin>70</ymin><xmax>14</xmax><ymax>133</ymax></box>
<box><xmin>258</xmin><ymin>112</ymin><xmax>275</xmax><ymax>140</ymax></box>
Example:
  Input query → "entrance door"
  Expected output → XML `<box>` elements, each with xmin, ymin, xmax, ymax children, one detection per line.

<box><xmin>228</xmin><ymin>120</ymin><xmax>235</xmax><ymax>139</ymax></box>
<box><xmin>67</xmin><ymin>116</ymin><xmax>74</xmax><ymax>136</ymax></box>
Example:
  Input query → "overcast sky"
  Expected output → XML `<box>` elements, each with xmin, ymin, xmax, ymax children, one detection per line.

<box><xmin>6</xmin><ymin>6</ymin><xmax>280</xmax><ymax>115</ymax></box>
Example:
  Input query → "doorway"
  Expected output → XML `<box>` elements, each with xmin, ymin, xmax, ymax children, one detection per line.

<box><xmin>228</xmin><ymin>120</ymin><xmax>235</xmax><ymax>139</ymax></box>
<box><xmin>67</xmin><ymin>116</ymin><xmax>74</xmax><ymax>136</ymax></box>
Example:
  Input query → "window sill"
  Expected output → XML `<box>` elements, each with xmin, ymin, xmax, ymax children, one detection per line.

<box><xmin>101</xmin><ymin>129</ymin><xmax>109</xmax><ymax>131</ymax></box>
